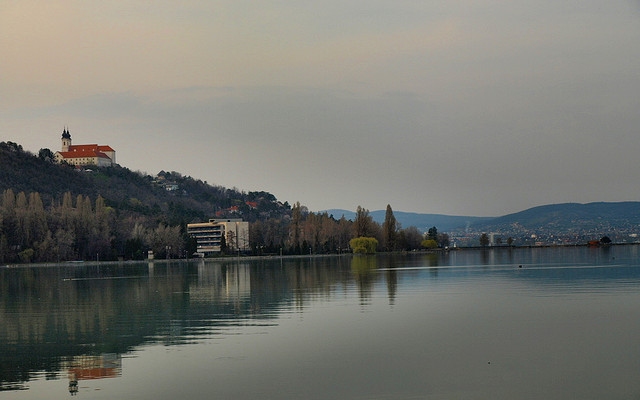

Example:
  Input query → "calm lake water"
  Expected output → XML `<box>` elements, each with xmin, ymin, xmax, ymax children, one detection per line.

<box><xmin>2</xmin><ymin>246</ymin><xmax>640</xmax><ymax>399</ymax></box>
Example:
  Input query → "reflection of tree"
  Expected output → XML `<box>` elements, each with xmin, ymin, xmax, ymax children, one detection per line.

<box><xmin>351</xmin><ymin>256</ymin><xmax>377</xmax><ymax>306</ymax></box>
<box><xmin>425</xmin><ymin>253</ymin><xmax>439</xmax><ymax>267</ymax></box>
<box><xmin>386</xmin><ymin>269</ymin><xmax>397</xmax><ymax>306</ymax></box>
<box><xmin>378</xmin><ymin>255</ymin><xmax>400</xmax><ymax>306</ymax></box>
<box><xmin>481</xmin><ymin>249</ymin><xmax>490</xmax><ymax>265</ymax></box>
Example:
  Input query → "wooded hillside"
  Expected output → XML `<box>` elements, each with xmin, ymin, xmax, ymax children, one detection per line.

<box><xmin>0</xmin><ymin>142</ymin><xmax>291</xmax><ymax>262</ymax></box>
<box><xmin>0</xmin><ymin>141</ymin><xmax>439</xmax><ymax>263</ymax></box>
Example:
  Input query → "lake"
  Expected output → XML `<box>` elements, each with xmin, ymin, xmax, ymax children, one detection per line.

<box><xmin>2</xmin><ymin>246</ymin><xmax>640</xmax><ymax>399</ymax></box>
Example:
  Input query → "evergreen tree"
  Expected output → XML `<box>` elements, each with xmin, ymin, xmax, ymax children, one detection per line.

<box><xmin>427</xmin><ymin>226</ymin><xmax>438</xmax><ymax>241</ymax></box>
<box><xmin>382</xmin><ymin>204</ymin><xmax>398</xmax><ymax>251</ymax></box>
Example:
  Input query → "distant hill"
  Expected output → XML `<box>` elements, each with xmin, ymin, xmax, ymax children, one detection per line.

<box><xmin>327</xmin><ymin>202</ymin><xmax>640</xmax><ymax>240</ymax></box>
<box><xmin>469</xmin><ymin>202</ymin><xmax>640</xmax><ymax>232</ymax></box>
<box><xmin>325</xmin><ymin>209</ymin><xmax>492</xmax><ymax>232</ymax></box>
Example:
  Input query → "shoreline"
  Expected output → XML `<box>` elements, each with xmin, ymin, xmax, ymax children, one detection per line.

<box><xmin>3</xmin><ymin>242</ymin><xmax>636</xmax><ymax>268</ymax></box>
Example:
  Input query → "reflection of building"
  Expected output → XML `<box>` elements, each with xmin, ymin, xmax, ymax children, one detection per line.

<box><xmin>190</xmin><ymin>262</ymin><xmax>252</xmax><ymax>302</ymax></box>
<box><xmin>66</xmin><ymin>353</ymin><xmax>122</xmax><ymax>380</ymax></box>
<box><xmin>66</xmin><ymin>354</ymin><xmax>122</xmax><ymax>395</ymax></box>
<box><xmin>224</xmin><ymin>264</ymin><xmax>251</xmax><ymax>299</ymax></box>
<box><xmin>54</xmin><ymin>128</ymin><xmax>116</xmax><ymax>167</ymax></box>
<box><xmin>187</xmin><ymin>219</ymin><xmax>249</xmax><ymax>256</ymax></box>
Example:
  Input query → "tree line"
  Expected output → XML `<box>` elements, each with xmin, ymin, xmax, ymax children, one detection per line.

<box><xmin>250</xmin><ymin>203</ymin><xmax>449</xmax><ymax>256</ymax></box>
<box><xmin>0</xmin><ymin>189</ymin><xmax>186</xmax><ymax>263</ymax></box>
<box><xmin>0</xmin><ymin>189</ymin><xmax>447</xmax><ymax>263</ymax></box>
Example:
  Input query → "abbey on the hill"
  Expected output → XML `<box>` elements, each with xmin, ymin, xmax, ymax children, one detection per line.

<box><xmin>54</xmin><ymin>128</ymin><xmax>116</xmax><ymax>167</ymax></box>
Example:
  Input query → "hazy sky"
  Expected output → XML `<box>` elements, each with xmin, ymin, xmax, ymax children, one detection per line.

<box><xmin>2</xmin><ymin>1</ymin><xmax>640</xmax><ymax>216</ymax></box>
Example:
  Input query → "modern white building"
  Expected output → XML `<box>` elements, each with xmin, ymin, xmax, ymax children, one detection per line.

<box><xmin>54</xmin><ymin>128</ymin><xmax>116</xmax><ymax>167</ymax></box>
<box><xmin>187</xmin><ymin>219</ymin><xmax>249</xmax><ymax>256</ymax></box>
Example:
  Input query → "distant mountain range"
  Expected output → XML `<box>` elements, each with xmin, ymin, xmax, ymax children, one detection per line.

<box><xmin>327</xmin><ymin>201</ymin><xmax>640</xmax><ymax>235</ymax></box>
<box><xmin>471</xmin><ymin>202</ymin><xmax>640</xmax><ymax>233</ymax></box>
<box><xmin>325</xmin><ymin>209</ymin><xmax>492</xmax><ymax>232</ymax></box>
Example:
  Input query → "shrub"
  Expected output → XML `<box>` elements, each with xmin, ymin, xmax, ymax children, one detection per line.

<box><xmin>349</xmin><ymin>237</ymin><xmax>378</xmax><ymax>254</ymax></box>
<box><xmin>421</xmin><ymin>239</ymin><xmax>438</xmax><ymax>249</ymax></box>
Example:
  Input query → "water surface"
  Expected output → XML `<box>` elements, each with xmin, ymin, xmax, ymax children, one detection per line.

<box><xmin>2</xmin><ymin>246</ymin><xmax>640</xmax><ymax>399</ymax></box>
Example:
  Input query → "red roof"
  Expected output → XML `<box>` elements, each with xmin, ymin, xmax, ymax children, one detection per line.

<box><xmin>60</xmin><ymin>144</ymin><xmax>114</xmax><ymax>160</ymax></box>
<box><xmin>69</xmin><ymin>144</ymin><xmax>114</xmax><ymax>153</ymax></box>
<box><xmin>215</xmin><ymin>206</ymin><xmax>240</xmax><ymax>216</ymax></box>
<box><xmin>59</xmin><ymin>150</ymin><xmax>111</xmax><ymax>159</ymax></box>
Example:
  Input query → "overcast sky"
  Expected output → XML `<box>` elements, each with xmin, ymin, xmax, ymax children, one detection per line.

<box><xmin>2</xmin><ymin>1</ymin><xmax>640</xmax><ymax>216</ymax></box>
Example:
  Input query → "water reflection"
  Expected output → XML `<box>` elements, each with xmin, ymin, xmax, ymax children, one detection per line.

<box><xmin>66</xmin><ymin>354</ymin><xmax>121</xmax><ymax>395</ymax></box>
<box><xmin>0</xmin><ymin>257</ymin><xmax>357</xmax><ymax>392</ymax></box>
<box><xmin>1</xmin><ymin>246</ymin><xmax>640</xmax><ymax>398</ymax></box>
<box><xmin>351</xmin><ymin>255</ymin><xmax>377</xmax><ymax>306</ymax></box>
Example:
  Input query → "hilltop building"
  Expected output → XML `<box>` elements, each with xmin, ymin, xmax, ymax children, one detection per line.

<box><xmin>54</xmin><ymin>128</ymin><xmax>116</xmax><ymax>167</ymax></box>
<box><xmin>187</xmin><ymin>219</ymin><xmax>249</xmax><ymax>256</ymax></box>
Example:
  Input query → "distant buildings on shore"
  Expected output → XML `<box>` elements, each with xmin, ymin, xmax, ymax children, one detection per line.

<box><xmin>54</xmin><ymin>128</ymin><xmax>116</xmax><ymax>167</ymax></box>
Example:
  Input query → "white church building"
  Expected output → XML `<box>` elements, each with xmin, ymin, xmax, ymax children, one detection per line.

<box><xmin>54</xmin><ymin>128</ymin><xmax>116</xmax><ymax>167</ymax></box>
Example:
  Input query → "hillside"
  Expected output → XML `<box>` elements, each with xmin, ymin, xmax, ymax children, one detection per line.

<box><xmin>469</xmin><ymin>202</ymin><xmax>640</xmax><ymax>229</ymax></box>
<box><xmin>0</xmin><ymin>141</ymin><xmax>295</xmax><ymax>262</ymax></box>
<box><xmin>0</xmin><ymin>141</ymin><xmax>290</xmax><ymax>225</ymax></box>
<box><xmin>469</xmin><ymin>202</ymin><xmax>640</xmax><ymax>233</ymax></box>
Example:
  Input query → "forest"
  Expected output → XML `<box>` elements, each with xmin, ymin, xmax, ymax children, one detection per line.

<box><xmin>0</xmin><ymin>141</ymin><xmax>442</xmax><ymax>263</ymax></box>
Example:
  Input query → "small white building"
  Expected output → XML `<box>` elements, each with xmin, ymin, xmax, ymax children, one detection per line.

<box><xmin>54</xmin><ymin>128</ymin><xmax>116</xmax><ymax>167</ymax></box>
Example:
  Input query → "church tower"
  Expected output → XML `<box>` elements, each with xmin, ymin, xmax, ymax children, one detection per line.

<box><xmin>61</xmin><ymin>127</ymin><xmax>71</xmax><ymax>152</ymax></box>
